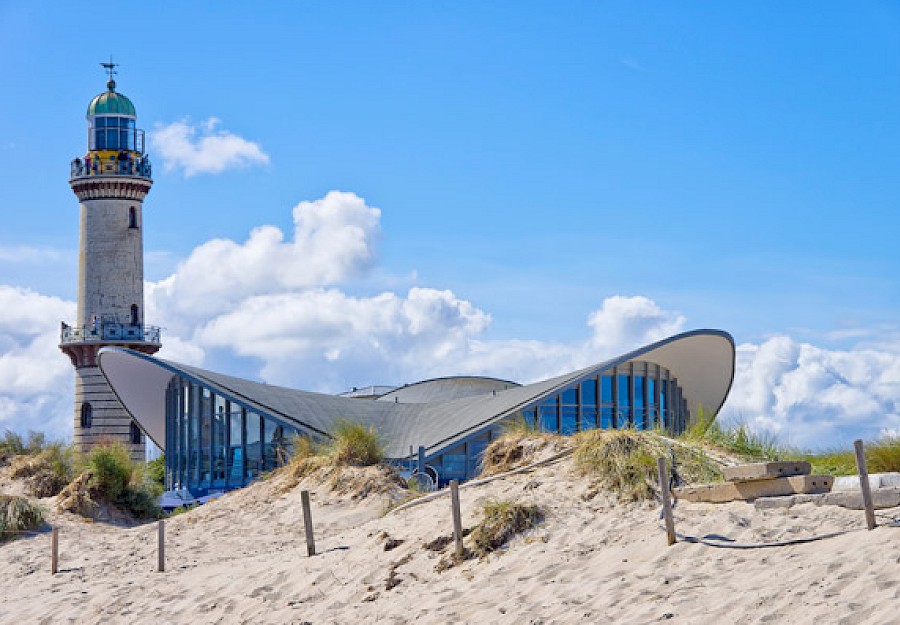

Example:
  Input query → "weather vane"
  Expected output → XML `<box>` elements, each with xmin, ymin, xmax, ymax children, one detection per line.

<box><xmin>100</xmin><ymin>56</ymin><xmax>118</xmax><ymax>90</ymax></box>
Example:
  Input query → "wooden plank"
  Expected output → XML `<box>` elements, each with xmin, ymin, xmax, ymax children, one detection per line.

<box><xmin>722</xmin><ymin>461</ymin><xmax>811</xmax><ymax>482</ymax></box>
<box><xmin>157</xmin><ymin>520</ymin><xmax>165</xmax><ymax>572</ymax></box>
<box><xmin>51</xmin><ymin>527</ymin><xmax>58</xmax><ymax>575</ymax></box>
<box><xmin>854</xmin><ymin>439</ymin><xmax>876</xmax><ymax>530</ymax></box>
<box><xmin>301</xmin><ymin>490</ymin><xmax>316</xmax><ymax>557</ymax></box>
<box><xmin>675</xmin><ymin>475</ymin><xmax>833</xmax><ymax>503</ymax></box>
<box><xmin>450</xmin><ymin>480</ymin><xmax>464</xmax><ymax>557</ymax></box>
<box><xmin>657</xmin><ymin>457</ymin><xmax>676</xmax><ymax>546</ymax></box>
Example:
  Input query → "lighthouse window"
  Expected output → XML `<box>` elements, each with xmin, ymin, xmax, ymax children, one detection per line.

<box><xmin>131</xmin><ymin>304</ymin><xmax>139</xmax><ymax>326</ymax></box>
<box><xmin>128</xmin><ymin>206</ymin><xmax>137</xmax><ymax>228</ymax></box>
<box><xmin>80</xmin><ymin>402</ymin><xmax>93</xmax><ymax>429</ymax></box>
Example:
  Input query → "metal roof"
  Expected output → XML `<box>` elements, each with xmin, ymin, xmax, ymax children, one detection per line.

<box><xmin>98</xmin><ymin>329</ymin><xmax>735</xmax><ymax>461</ymax></box>
<box><xmin>87</xmin><ymin>90</ymin><xmax>136</xmax><ymax>118</ymax></box>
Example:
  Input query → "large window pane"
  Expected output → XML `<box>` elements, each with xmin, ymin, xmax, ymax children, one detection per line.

<box><xmin>468</xmin><ymin>438</ymin><xmax>489</xmax><ymax>477</ymax></box>
<box><xmin>246</xmin><ymin>412</ymin><xmax>261</xmax><ymax>479</ymax></box>
<box><xmin>263</xmin><ymin>418</ymin><xmax>285</xmax><ymax>471</ymax></box>
<box><xmin>561</xmin><ymin>388</ymin><xmax>578</xmax><ymax>435</ymax></box>
<box><xmin>212</xmin><ymin>395</ymin><xmax>227</xmax><ymax>488</ymax></box>
<box><xmin>633</xmin><ymin>376</ymin><xmax>645</xmax><ymax>430</ymax></box>
<box><xmin>617</xmin><ymin>375</ymin><xmax>631</xmax><ymax>428</ymax></box>
<box><xmin>659</xmin><ymin>380</ymin><xmax>668</xmax><ymax>429</ymax></box>
<box><xmin>200</xmin><ymin>388</ymin><xmax>212</xmax><ymax>488</ymax></box>
<box><xmin>647</xmin><ymin>378</ymin><xmax>657</xmax><ymax>429</ymax></box>
<box><xmin>442</xmin><ymin>444</ymin><xmax>466</xmax><ymax>480</ymax></box>
<box><xmin>539</xmin><ymin>396</ymin><xmax>559</xmax><ymax>433</ymax></box>
<box><xmin>600</xmin><ymin>375</ymin><xmax>613</xmax><ymax>429</ymax></box>
<box><xmin>580</xmin><ymin>378</ymin><xmax>598</xmax><ymax>431</ymax></box>
<box><xmin>227</xmin><ymin>403</ymin><xmax>243</xmax><ymax>487</ymax></box>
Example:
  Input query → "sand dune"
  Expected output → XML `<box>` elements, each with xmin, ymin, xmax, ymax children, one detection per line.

<box><xmin>1</xmin><ymin>455</ymin><xmax>898</xmax><ymax>624</ymax></box>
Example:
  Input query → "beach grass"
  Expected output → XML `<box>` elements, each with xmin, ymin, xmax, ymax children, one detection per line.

<box><xmin>326</xmin><ymin>421</ymin><xmax>384</xmax><ymax>467</ymax></box>
<box><xmin>0</xmin><ymin>495</ymin><xmax>44</xmax><ymax>542</ymax></box>
<box><xmin>469</xmin><ymin>498</ymin><xmax>542</xmax><ymax>557</ymax></box>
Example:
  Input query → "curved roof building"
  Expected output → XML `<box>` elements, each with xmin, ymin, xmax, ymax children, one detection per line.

<box><xmin>98</xmin><ymin>329</ymin><xmax>735</xmax><ymax>492</ymax></box>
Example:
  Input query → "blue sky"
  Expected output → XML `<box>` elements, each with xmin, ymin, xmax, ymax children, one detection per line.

<box><xmin>1</xmin><ymin>2</ymin><xmax>899</xmax><ymax>448</ymax></box>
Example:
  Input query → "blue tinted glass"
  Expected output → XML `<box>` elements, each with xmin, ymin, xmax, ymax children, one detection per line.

<box><xmin>647</xmin><ymin>378</ymin><xmax>656</xmax><ymax>429</ymax></box>
<box><xmin>634</xmin><ymin>376</ymin><xmax>645</xmax><ymax>430</ymax></box>
<box><xmin>617</xmin><ymin>375</ymin><xmax>631</xmax><ymax>428</ymax></box>
<box><xmin>246</xmin><ymin>412</ymin><xmax>261</xmax><ymax>478</ymax></box>
<box><xmin>96</xmin><ymin>117</ymin><xmax>107</xmax><ymax>128</ymax></box>
<box><xmin>539</xmin><ymin>397</ymin><xmax>559</xmax><ymax>433</ymax></box>
<box><xmin>106</xmin><ymin>129</ymin><xmax>119</xmax><ymax>150</ymax></box>
<box><xmin>443</xmin><ymin>453</ymin><xmax>466</xmax><ymax>478</ymax></box>
<box><xmin>660</xmin><ymin>382</ymin><xmax>668</xmax><ymax>428</ymax></box>
<box><xmin>561</xmin><ymin>388</ymin><xmax>577</xmax><ymax>435</ymax></box>
<box><xmin>468</xmin><ymin>438</ymin><xmax>489</xmax><ymax>476</ymax></box>
<box><xmin>522</xmin><ymin>408</ymin><xmax>536</xmax><ymax>429</ymax></box>
<box><xmin>600</xmin><ymin>376</ymin><xmax>613</xmax><ymax>428</ymax></box>
<box><xmin>580</xmin><ymin>378</ymin><xmax>598</xmax><ymax>431</ymax></box>
<box><xmin>95</xmin><ymin>129</ymin><xmax>106</xmax><ymax>149</ymax></box>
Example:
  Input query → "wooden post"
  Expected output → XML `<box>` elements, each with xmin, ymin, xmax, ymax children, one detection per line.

<box><xmin>157</xmin><ymin>520</ymin><xmax>165</xmax><ymax>572</ymax></box>
<box><xmin>51</xmin><ymin>527</ymin><xmax>58</xmax><ymax>575</ymax></box>
<box><xmin>301</xmin><ymin>490</ymin><xmax>316</xmax><ymax>556</ymax></box>
<box><xmin>854</xmin><ymin>439</ymin><xmax>876</xmax><ymax>530</ymax></box>
<box><xmin>450</xmin><ymin>479</ymin><xmax>463</xmax><ymax>557</ymax></box>
<box><xmin>657</xmin><ymin>457</ymin><xmax>676</xmax><ymax>546</ymax></box>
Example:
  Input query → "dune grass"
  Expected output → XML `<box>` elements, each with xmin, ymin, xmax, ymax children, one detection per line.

<box><xmin>0</xmin><ymin>495</ymin><xmax>45</xmax><ymax>542</ymax></box>
<box><xmin>56</xmin><ymin>442</ymin><xmax>161</xmax><ymax>520</ymax></box>
<box><xmin>469</xmin><ymin>498</ymin><xmax>542</xmax><ymax>558</ymax></box>
<box><xmin>325</xmin><ymin>421</ymin><xmax>384</xmax><ymax>467</ymax></box>
<box><xmin>574</xmin><ymin>429</ymin><xmax>722</xmax><ymax>500</ymax></box>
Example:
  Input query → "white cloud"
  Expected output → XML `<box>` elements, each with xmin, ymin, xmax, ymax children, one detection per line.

<box><xmin>719</xmin><ymin>336</ymin><xmax>900</xmax><ymax>449</ymax></box>
<box><xmin>0</xmin><ymin>286</ymin><xmax>75</xmax><ymax>439</ymax></box>
<box><xmin>3</xmin><ymin>190</ymin><xmax>898</xmax><ymax>452</ymax></box>
<box><xmin>150</xmin><ymin>117</ymin><xmax>269</xmax><ymax>177</ymax></box>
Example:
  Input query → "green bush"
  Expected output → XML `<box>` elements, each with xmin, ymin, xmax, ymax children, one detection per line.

<box><xmin>0</xmin><ymin>429</ymin><xmax>27</xmax><ymax>455</ymax></box>
<box><xmin>0</xmin><ymin>495</ymin><xmax>44</xmax><ymax>542</ymax></box>
<box><xmin>74</xmin><ymin>443</ymin><xmax>161</xmax><ymax>519</ymax></box>
<box><xmin>146</xmin><ymin>454</ymin><xmax>166</xmax><ymax>488</ymax></box>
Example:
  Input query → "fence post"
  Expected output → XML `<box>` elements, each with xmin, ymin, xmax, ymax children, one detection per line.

<box><xmin>450</xmin><ymin>479</ymin><xmax>464</xmax><ymax>557</ymax></box>
<box><xmin>853</xmin><ymin>439</ymin><xmax>877</xmax><ymax>530</ymax></box>
<box><xmin>657</xmin><ymin>457</ymin><xmax>676</xmax><ymax>546</ymax></box>
<box><xmin>51</xmin><ymin>527</ymin><xmax>58</xmax><ymax>575</ymax></box>
<box><xmin>301</xmin><ymin>490</ymin><xmax>316</xmax><ymax>556</ymax></box>
<box><xmin>157</xmin><ymin>519</ymin><xmax>165</xmax><ymax>572</ymax></box>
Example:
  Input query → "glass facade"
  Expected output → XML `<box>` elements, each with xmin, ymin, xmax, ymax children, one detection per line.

<box><xmin>164</xmin><ymin>376</ymin><xmax>304</xmax><ymax>493</ymax></box>
<box><xmin>428</xmin><ymin>360</ymin><xmax>688</xmax><ymax>485</ymax></box>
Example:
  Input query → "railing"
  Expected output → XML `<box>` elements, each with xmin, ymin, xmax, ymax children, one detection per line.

<box><xmin>60</xmin><ymin>323</ymin><xmax>161</xmax><ymax>345</ymax></box>
<box><xmin>70</xmin><ymin>156</ymin><xmax>152</xmax><ymax>180</ymax></box>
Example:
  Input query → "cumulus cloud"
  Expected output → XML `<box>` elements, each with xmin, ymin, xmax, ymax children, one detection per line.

<box><xmin>719</xmin><ymin>336</ymin><xmax>900</xmax><ymax>448</ymax></box>
<box><xmin>0</xmin><ymin>286</ymin><xmax>75</xmax><ymax>439</ymax></box>
<box><xmin>3</xmin><ymin>189</ymin><xmax>898</xmax><ymax>451</ymax></box>
<box><xmin>150</xmin><ymin>117</ymin><xmax>269</xmax><ymax>177</ymax></box>
<box><xmin>146</xmin><ymin>191</ymin><xmax>380</xmax><ymax>333</ymax></box>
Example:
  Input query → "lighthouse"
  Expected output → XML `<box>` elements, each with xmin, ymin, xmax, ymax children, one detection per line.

<box><xmin>60</xmin><ymin>63</ymin><xmax>160</xmax><ymax>463</ymax></box>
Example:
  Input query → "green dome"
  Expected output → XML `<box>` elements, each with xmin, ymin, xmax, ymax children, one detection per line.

<box><xmin>86</xmin><ymin>85</ymin><xmax>136</xmax><ymax>118</ymax></box>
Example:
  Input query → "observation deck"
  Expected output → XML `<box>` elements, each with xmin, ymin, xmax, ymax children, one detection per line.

<box><xmin>70</xmin><ymin>154</ymin><xmax>152</xmax><ymax>181</ymax></box>
<box><xmin>60</xmin><ymin>323</ymin><xmax>161</xmax><ymax>347</ymax></box>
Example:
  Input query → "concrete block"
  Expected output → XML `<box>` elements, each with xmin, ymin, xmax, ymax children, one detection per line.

<box><xmin>832</xmin><ymin>473</ymin><xmax>900</xmax><ymax>492</ymax></box>
<box><xmin>821</xmin><ymin>488</ymin><xmax>900</xmax><ymax>510</ymax></box>
<box><xmin>722</xmin><ymin>461</ymin><xmax>811</xmax><ymax>482</ymax></box>
<box><xmin>675</xmin><ymin>475</ymin><xmax>833</xmax><ymax>504</ymax></box>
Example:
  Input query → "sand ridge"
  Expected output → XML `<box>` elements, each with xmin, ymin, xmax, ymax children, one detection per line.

<box><xmin>1</xmin><ymin>456</ymin><xmax>899</xmax><ymax>624</ymax></box>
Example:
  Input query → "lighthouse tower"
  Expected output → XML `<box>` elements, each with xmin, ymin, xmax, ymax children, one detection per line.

<box><xmin>60</xmin><ymin>64</ymin><xmax>161</xmax><ymax>463</ymax></box>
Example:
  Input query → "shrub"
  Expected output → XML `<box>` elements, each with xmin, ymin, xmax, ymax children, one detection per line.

<box><xmin>469</xmin><ymin>499</ymin><xmax>542</xmax><ymax>557</ymax></box>
<box><xmin>146</xmin><ymin>454</ymin><xmax>165</xmax><ymax>488</ymax></box>
<box><xmin>326</xmin><ymin>421</ymin><xmax>383</xmax><ymax>466</ymax></box>
<box><xmin>574</xmin><ymin>429</ymin><xmax>663</xmax><ymax>500</ymax></box>
<box><xmin>60</xmin><ymin>443</ymin><xmax>161</xmax><ymax>520</ymax></box>
<box><xmin>0</xmin><ymin>430</ymin><xmax>26</xmax><ymax>455</ymax></box>
<box><xmin>684</xmin><ymin>421</ymin><xmax>785</xmax><ymax>462</ymax></box>
<box><xmin>867</xmin><ymin>437</ymin><xmax>900</xmax><ymax>473</ymax></box>
<box><xmin>0</xmin><ymin>495</ymin><xmax>44</xmax><ymax>542</ymax></box>
<box><xmin>84</xmin><ymin>444</ymin><xmax>132</xmax><ymax>500</ymax></box>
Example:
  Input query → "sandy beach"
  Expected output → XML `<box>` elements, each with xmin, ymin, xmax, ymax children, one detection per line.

<box><xmin>2</xmin><ymin>452</ymin><xmax>899</xmax><ymax>625</ymax></box>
